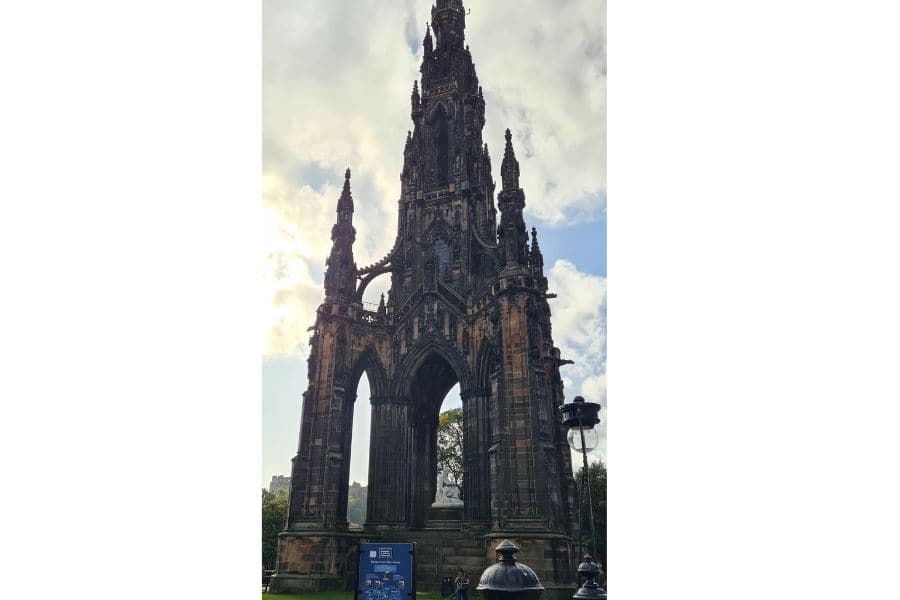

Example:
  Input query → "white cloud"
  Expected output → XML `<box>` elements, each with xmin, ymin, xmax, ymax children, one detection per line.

<box><xmin>263</xmin><ymin>0</ymin><xmax>606</xmax><ymax>355</ymax></box>
<box><xmin>547</xmin><ymin>259</ymin><xmax>608</xmax><ymax>464</ymax></box>
<box><xmin>469</xmin><ymin>0</ymin><xmax>607</xmax><ymax>225</ymax></box>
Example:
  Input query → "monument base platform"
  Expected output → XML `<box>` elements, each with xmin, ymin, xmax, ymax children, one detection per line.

<box><xmin>375</xmin><ymin>527</ymin><xmax>577</xmax><ymax>600</ymax></box>
<box><xmin>270</xmin><ymin>530</ymin><xmax>363</xmax><ymax>594</ymax></box>
<box><xmin>269</xmin><ymin>526</ymin><xmax>576</xmax><ymax>600</ymax></box>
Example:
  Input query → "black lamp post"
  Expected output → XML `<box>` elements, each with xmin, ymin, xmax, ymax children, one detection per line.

<box><xmin>560</xmin><ymin>396</ymin><xmax>607</xmax><ymax>599</ymax></box>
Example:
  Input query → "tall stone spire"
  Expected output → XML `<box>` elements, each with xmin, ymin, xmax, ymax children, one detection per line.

<box><xmin>497</xmin><ymin>130</ymin><xmax>528</xmax><ymax>269</ymax></box>
<box><xmin>500</xmin><ymin>128</ymin><xmax>520</xmax><ymax>191</ymax></box>
<box><xmin>336</xmin><ymin>167</ymin><xmax>354</xmax><ymax>218</ymax></box>
<box><xmin>423</xmin><ymin>23</ymin><xmax>433</xmax><ymax>58</ymax></box>
<box><xmin>530</xmin><ymin>226</ymin><xmax>544</xmax><ymax>273</ymax></box>
<box><xmin>431</xmin><ymin>0</ymin><xmax>466</xmax><ymax>51</ymax></box>
<box><xmin>411</xmin><ymin>80</ymin><xmax>421</xmax><ymax>118</ymax></box>
<box><xmin>324</xmin><ymin>168</ymin><xmax>357</xmax><ymax>301</ymax></box>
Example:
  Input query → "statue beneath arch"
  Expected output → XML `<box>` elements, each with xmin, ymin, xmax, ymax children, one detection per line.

<box><xmin>433</xmin><ymin>467</ymin><xmax>463</xmax><ymax>508</ymax></box>
<box><xmin>270</xmin><ymin>1</ymin><xmax>579</xmax><ymax>597</ymax></box>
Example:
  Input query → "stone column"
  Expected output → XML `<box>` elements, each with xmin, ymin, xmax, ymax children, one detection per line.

<box><xmin>409</xmin><ymin>403</ymin><xmax>438</xmax><ymax>528</ymax></box>
<box><xmin>495</xmin><ymin>293</ymin><xmax>540</xmax><ymax>521</ymax></box>
<box><xmin>462</xmin><ymin>388</ymin><xmax>492</xmax><ymax>523</ymax></box>
<box><xmin>366</xmin><ymin>396</ymin><xmax>411</xmax><ymax>527</ymax></box>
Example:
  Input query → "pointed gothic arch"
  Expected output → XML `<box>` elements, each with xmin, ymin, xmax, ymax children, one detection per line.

<box><xmin>474</xmin><ymin>336</ymin><xmax>499</xmax><ymax>393</ymax></box>
<box><xmin>394</xmin><ymin>334</ymin><xmax>473</xmax><ymax>398</ymax></box>
<box><xmin>424</xmin><ymin>220</ymin><xmax>453</xmax><ymax>281</ymax></box>
<box><xmin>391</xmin><ymin>334</ymin><xmax>473</xmax><ymax>528</ymax></box>
<box><xmin>348</xmin><ymin>345</ymin><xmax>389</xmax><ymax>401</ymax></box>
<box><xmin>424</xmin><ymin>217</ymin><xmax>452</xmax><ymax>242</ymax></box>
<box><xmin>430</xmin><ymin>104</ymin><xmax>450</xmax><ymax>184</ymax></box>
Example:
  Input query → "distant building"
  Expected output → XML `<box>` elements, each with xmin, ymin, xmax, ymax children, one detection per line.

<box><xmin>349</xmin><ymin>480</ymin><xmax>367</xmax><ymax>502</ymax></box>
<box><xmin>347</xmin><ymin>481</ymin><xmax>368</xmax><ymax>529</ymax></box>
<box><xmin>269</xmin><ymin>475</ymin><xmax>290</xmax><ymax>494</ymax></box>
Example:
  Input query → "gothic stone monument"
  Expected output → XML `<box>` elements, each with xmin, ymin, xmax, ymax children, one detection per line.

<box><xmin>270</xmin><ymin>1</ymin><xmax>580</xmax><ymax>596</ymax></box>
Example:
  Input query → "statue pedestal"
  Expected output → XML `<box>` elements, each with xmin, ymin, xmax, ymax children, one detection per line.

<box><xmin>427</xmin><ymin>504</ymin><xmax>464</xmax><ymax>525</ymax></box>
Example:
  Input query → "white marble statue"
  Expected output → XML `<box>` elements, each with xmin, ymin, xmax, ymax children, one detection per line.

<box><xmin>432</xmin><ymin>467</ymin><xmax>463</xmax><ymax>507</ymax></box>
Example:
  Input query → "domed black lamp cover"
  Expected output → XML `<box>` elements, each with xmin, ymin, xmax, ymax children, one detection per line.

<box><xmin>476</xmin><ymin>540</ymin><xmax>545</xmax><ymax>600</ymax></box>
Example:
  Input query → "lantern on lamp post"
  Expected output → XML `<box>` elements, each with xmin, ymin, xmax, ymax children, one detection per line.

<box><xmin>560</xmin><ymin>396</ymin><xmax>607</xmax><ymax>599</ymax></box>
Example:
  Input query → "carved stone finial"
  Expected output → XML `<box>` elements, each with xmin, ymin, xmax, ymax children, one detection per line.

<box><xmin>501</xmin><ymin>129</ymin><xmax>520</xmax><ymax>191</ymax></box>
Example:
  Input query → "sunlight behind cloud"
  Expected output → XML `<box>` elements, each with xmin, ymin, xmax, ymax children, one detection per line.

<box><xmin>263</xmin><ymin>0</ymin><xmax>606</xmax><ymax>356</ymax></box>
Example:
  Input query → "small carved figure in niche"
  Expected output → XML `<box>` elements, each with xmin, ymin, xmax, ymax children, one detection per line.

<box><xmin>425</xmin><ymin>304</ymin><xmax>437</xmax><ymax>333</ymax></box>
<box><xmin>462</xmin><ymin>328</ymin><xmax>470</xmax><ymax>355</ymax></box>
<box><xmin>392</xmin><ymin>337</ymin><xmax>401</xmax><ymax>366</ymax></box>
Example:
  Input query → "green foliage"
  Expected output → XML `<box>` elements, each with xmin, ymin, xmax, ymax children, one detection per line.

<box><xmin>574</xmin><ymin>461</ymin><xmax>607</xmax><ymax>571</ymax></box>
<box><xmin>262</xmin><ymin>488</ymin><xmax>289</xmax><ymax>569</ymax></box>
<box><xmin>437</xmin><ymin>407</ymin><xmax>463</xmax><ymax>498</ymax></box>
<box><xmin>347</xmin><ymin>495</ymin><xmax>365</xmax><ymax>526</ymax></box>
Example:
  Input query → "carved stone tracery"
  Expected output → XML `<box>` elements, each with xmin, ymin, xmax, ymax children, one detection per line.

<box><xmin>275</xmin><ymin>0</ymin><xmax>580</xmax><ymax>595</ymax></box>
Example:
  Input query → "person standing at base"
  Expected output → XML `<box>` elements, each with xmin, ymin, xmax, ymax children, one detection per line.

<box><xmin>454</xmin><ymin>568</ymin><xmax>469</xmax><ymax>600</ymax></box>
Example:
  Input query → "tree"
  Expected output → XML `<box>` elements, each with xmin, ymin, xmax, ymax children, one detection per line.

<box><xmin>437</xmin><ymin>407</ymin><xmax>463</xmax><ymax>498</ymax></box>
<box><xmin>347</xmin><ymin>495</ymin><xmax>365</xmax><ymax>526</ymax></box>
<box><xmin>574</xmin><ymin>461</ymin><xmax>607</xmax><ymax>576</ymax></box>
<box><xmin>262</xmin><ymin>488</ymin><xmax>288</xmax><ymax>569</ymax></box>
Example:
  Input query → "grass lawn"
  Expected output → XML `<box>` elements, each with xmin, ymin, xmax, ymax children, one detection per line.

<box><xmin>262</xmin><ymin>593</ymin><xmax>448</xmax><ymax>600</ymax></box>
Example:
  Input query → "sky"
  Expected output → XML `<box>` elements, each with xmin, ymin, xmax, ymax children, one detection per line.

<box><xmin>262</xmin><ymin>0</ymin><xmax>607</xmax><ymax>489</ymax></box>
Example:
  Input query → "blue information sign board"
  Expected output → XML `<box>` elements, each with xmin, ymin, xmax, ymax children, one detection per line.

<box><xmin>357</xmin><ymin>543</ymin><xmax>415</xmax><ymax>600</ymax></box>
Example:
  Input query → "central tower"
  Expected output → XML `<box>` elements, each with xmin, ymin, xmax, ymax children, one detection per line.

<box><xmin>271</xmin><ymin>2</ymin><xmax>580</xmax><ymax>597</ymax></box>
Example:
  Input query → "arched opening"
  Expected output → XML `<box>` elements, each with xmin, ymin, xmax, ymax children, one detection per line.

<box><xmin>340</xmin><ymin>349</ymin><xmax>388</xmax><ymax>531</ymax></box>
<box><xmin>407</xmin><ymin>351</ymin><xmax>463</xmax><ymax>528</ymax></box>
<box><xmin>432</xmin><ymin>106</ymin><xmax>449</xmax><ymax>184</ymax></box>
<box><xmin>434</xmin><ymin>382</ymin><xmax>462</xmax><ymax>506</ymax></box>
<box><xmin>346</xmin><ymin>372</ymin><xmax>372</xmax><ymax>529</ymax></box>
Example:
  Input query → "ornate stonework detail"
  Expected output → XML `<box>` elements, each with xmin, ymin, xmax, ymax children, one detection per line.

<box><xmin>273</xmin><ymin>1</ymin><xmax>579</xmax><ymax>595</ymax></box>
